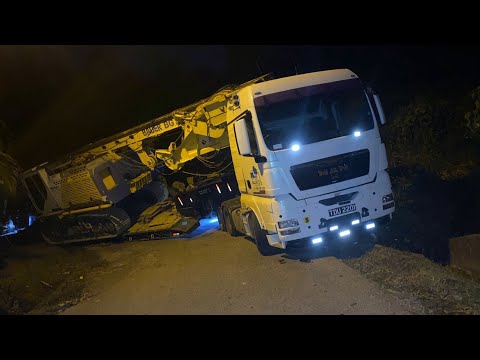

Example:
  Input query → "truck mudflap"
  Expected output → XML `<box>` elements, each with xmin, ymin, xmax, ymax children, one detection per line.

<box><xmin>125</xmin><ymin>200</ymin><xmax>200</xmax><ymax>241</ymax></box>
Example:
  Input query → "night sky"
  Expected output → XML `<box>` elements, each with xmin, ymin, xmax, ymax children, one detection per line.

<box><xmin>1</xmin><ymin>45</ymin><xmax>480</xmax><ymax>169</ymax></box>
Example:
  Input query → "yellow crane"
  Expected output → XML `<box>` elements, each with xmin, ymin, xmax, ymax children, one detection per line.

<box><xmin>20</xmin><ymin>75</ymin><xmax>269</xmax><ymax>244</ymax></box>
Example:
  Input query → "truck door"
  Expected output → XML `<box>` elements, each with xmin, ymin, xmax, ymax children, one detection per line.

<box><xmin>232</xmin><ymin>111</ymin><xmax>266</xmax><ymax>196</ymax></box>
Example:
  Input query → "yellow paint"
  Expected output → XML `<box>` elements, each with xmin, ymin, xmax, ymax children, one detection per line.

<box><xmin>99</xmin><ymin>168</ymin><xmax>116</xmax><ymax>190</ymax></box>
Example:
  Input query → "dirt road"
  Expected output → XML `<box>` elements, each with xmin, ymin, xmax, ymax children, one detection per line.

<box><xmin>61</xmin><ymin>221</ymin><xmax>411</xmax><ymax>315</ymax></box>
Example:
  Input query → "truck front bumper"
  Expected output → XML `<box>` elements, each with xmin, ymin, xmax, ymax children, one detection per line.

<box><xmin>265</xmin><ymin>176</ymin><xmax>395</xmax><ymax>247</ymax></box>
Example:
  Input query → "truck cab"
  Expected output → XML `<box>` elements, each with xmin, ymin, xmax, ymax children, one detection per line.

<box><xmin>220</xmin><ymin>69</ymin><xmax>394</xmax><ymax>255</ymax></box>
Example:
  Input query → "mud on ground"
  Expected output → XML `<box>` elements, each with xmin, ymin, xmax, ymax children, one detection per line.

<box><xmin>0</xmin><ymin>237</ymin><xmax>109</xmax><ymax>315</ymax></box>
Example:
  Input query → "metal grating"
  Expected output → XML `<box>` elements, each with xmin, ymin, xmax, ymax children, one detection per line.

<box><xmin>290</xmin><ymin>149</ymin><xmax>370</xmax><ymax>191</ymax></box>
<box><xmin>56</xmin><ymin>170</ymin><xmax>103</xmax><ymax>207</ymax></box>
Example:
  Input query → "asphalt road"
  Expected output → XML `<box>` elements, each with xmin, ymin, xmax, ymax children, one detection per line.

<box><xmin>64</xmin><ymin>219</ymin><xmax>411</xmax><ymax>315</ymax></box>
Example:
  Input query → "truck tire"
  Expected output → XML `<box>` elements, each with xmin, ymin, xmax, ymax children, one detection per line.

<box><xmin>248</xmin><ymin>213</ymin><xmax>281</xmax><ymax>256</ymax></box>
<box><xmin>224</xmin><ymin>210</ymin><xmax>239</xmax><ymax>236</ymax></box>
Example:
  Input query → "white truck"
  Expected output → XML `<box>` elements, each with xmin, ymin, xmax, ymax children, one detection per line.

<box><xmin>20</xmin><ymin>68</ymin><xmax>395</xmax><ymax>255</ymax></box>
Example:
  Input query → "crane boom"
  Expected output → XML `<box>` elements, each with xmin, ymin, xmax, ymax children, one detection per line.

<box><xmin>61</xmin><ymin>74</ymin><xmax>271</xmax><ymax>171</ymax></box>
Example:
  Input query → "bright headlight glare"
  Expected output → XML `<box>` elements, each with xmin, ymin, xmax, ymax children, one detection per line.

<box><xmin>312</xmin><ymin>237</ymin><xmax>323</xmax><ymax>244</ymax></box>
<box><xmin>339</xmin><ymin>230</ymin><xmax>351</xmax><ymax>237</ymax></box>
<box><xmin>366</xmin><ymin>223</ymin><xmax>375</xmax><ymax>230</ymax></box>
<box><xmin>278</xmin><ymin>219</ymin><xmax>299</xmax><ymax>229</ymax></box>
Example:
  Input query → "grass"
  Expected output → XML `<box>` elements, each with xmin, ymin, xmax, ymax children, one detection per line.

<box><xmin>345</xmin><ymin>245</ymin><xmax>480</xmax><ymax>315</ymax></box>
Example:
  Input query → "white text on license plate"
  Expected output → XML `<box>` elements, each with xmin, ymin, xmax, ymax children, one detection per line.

<box><xmin>328</xmin><ymin>204</ymin><xmax>356</xmax><ymax>217</ymax></box>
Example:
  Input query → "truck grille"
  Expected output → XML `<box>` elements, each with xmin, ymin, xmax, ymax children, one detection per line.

<box><xmin>290</xmin><ymin>149</ymin><xmax>370</xmax><ymax>191</ymax></box>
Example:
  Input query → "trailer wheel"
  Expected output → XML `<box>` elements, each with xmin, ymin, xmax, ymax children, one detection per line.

<box><xmin>248</xmin><ymin>213</ymin><xmax>281</xmax><ymax>256</ymax></box>
<box><xmin>224</xmin><ymin>210</ymin><xmax>239</xmax><ymax>236</ymax></box>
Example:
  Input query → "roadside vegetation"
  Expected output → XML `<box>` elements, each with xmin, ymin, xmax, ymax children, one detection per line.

<box><xmin>343</xmin><ymin>86</ymin><xmax>480</xmax><ymax>315</ymax></box>
<box><xmin>345</xmin><ymin>245</ymin><xmax>480</xmax><ymax>315</ymax></box>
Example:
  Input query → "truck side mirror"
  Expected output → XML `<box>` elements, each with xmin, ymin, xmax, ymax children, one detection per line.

<box><xmin>373</xmin><ymin>94</ymin><xmax>386</xmax><ymax>125</ymax></box>
<box><xmin>234</xmin><ymin>118</ymin><xmax>252</xmax><ymax>155</ymax></box>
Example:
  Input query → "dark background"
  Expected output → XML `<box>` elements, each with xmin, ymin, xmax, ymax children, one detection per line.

<box><xmin>1</xmin><ymin>45</ymin><xmax>480</xmax><ymax>168</ymax></box>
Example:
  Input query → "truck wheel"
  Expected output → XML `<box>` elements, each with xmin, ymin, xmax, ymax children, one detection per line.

<box><xmin>249</xmin><ymin>213</ymin><xmax>281</xmax><ymax>256</ymax></box>
<box><xmin>224</xmin><ymin>210</ymin><xmax>239</xmax><ymax>236</ymax></box>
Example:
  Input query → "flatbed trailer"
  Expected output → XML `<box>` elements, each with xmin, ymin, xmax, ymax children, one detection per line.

<box><xmin>125</xmin><ymin>200</ymin><xmax>199</xmax><ymax>241</ymax></box>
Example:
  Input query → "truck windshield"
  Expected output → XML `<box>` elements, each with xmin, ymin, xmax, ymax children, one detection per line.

<box><xmin>254</xmin><ymin>78</ymin><xmax>374</xmax><ymax>151</ymax></box>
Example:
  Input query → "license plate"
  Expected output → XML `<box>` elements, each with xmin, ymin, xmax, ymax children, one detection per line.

<box><xmin>328</xmin><ymin>204</ymin><xmax>356</xmax><ymax>217</ymax></box>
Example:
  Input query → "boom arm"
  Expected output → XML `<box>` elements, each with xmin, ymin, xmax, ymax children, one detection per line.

<box><xmin>65</xmin><ymin>74</ymin><xmax>270</xmax><ymax>172</ymax></box>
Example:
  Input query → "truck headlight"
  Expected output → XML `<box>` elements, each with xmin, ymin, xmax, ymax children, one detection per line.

<box><xmin>278</xmin><ymin>219</ymin><xmax>299</xmax><ymax>229</ymax></box>
<box><xmin>382</xmin><ymin>193</ymin><xmax>394</xmax><ymax>203</ymax></box>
